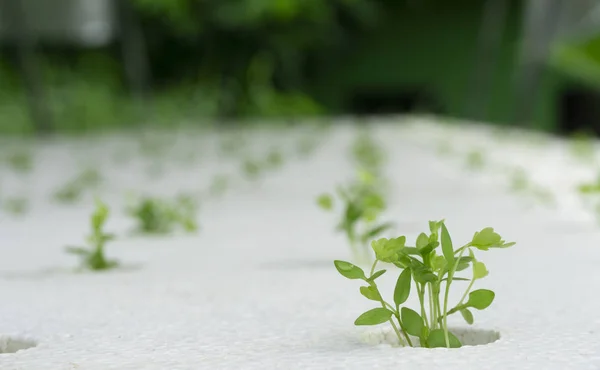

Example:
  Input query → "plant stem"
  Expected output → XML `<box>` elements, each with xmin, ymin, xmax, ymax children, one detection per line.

<box><xmin>416</xmin><ymin>283</ymin><xmax>429</xmax><ymax>329</ymax></box>
<box><xmin>458</xmin><ymin>277</ymin><xmax>476</xmax><ymax>307</ymax></box>
<box><xmin>442</xmin><ymin>248</ymin><xmax>466</xmax><ymax>347</ymax></box>
<box><xmin>369</xmin><ymin>259</ymin><xmax>378</xmax><ymax>277</ymax></box>
<box><xmin>428</xmin><ymin>283</ymin><xmax>434</xmax><ymax>329</ymax></box>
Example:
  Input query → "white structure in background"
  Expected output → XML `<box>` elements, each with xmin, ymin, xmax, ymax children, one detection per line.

<box><xmin>0</xmin><ymin>0</ymin><xmax>116</xmax><ymax>46</ymax></box>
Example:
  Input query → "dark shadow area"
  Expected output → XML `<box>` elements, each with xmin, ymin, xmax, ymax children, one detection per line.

<box><xmin>558</xmin><ymin>85</ymin><xmax>600</xmax><ymax>136</ymax></box>
<box><xmin>348</xmin><ymin>88</ymin><xmax>444</xmax><ymax>116</ymax></box>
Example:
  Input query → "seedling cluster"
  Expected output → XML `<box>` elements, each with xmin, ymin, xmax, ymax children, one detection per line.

<box><xmin>66</xmin><ymin>199</ymin><xmax>118</xmax><ymax>271</ymax></box>
<box><xmin>54</xmin><ymin>168</ymin><xmax>103</xmax><ymax>203</ymax></box>
<box><xmin>334</xmin><ymin>221</ymin><xmax>515</xmax><ymax>348</ymax></box>
<box><xmin>127</xmin><ymin>194</ymin><xmax>199</xmax><ymax>234</ymax></box>
<box><xmin>318</xmin><ymin>132</ymin><xmax>391</xmax><ymax>263</ymax></box>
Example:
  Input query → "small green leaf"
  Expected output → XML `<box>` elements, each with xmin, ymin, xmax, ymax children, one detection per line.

<box><xmin>316</xmin><ymin>194</ymin><xmax>333</xmax><ymax>210</ymax></box>
<box><xmin>401</xmin><ymin>307</ymin><xmax>424</xmax><ymax>337</ymax></box>
<box><xmin>359</xmin><ymin>286</ymin><xmax>381</xmax><ymax>301</ymax></box>
<box><xmin>333</xmin><ymin>260</ymin><xmax>365</xmax><ymax>280</ymax></box>
<box><xmin>466</xmin><ymin>289</ymin><xmax>495</xmax><ymax>310</ymax></box>
<box><xmin>473</xmin><ymin>261</ymin><xmax>489</xmax><ymax>279</ymax></box>
<box><xmin>393</xmin><ymin>268</ymin><xmax>412</xmax><ymax>307</ymax></box>
<box><xmin>440</xmin><ymin>223</ymin><xmax>455</xmax><ymax>266</ymax></box>
<box><xmin>470</xmin><ymin>227</ymin><xmax>513</xmax><ymax>250</ymax></box>
<box><xmin>427</xmin><ymin>329</ymin><xmax>462</xmax><ymax>348</ymax></box>
<box><xmin>416</xmin><ymin>233</ymin><xmax>429</xmax><ymax>249</ymax></box>
<box><xmin>354</xmin><ymin>308</ymin><xmax>393</xmax><ymax>326</ymax></box>
<box><xmin>371</xmin><ymin>236</ymin><xmax>405</xmax><ymax>263</ymax></box>
<box><xmin>367</xmin><ymin>269</ymin><xmax>387</xmax><ymax>281</ymax></box>
<box><xmin>460</xmin><ymin>308</ymin><xmax>474</xmax><ymax>325</ymax></box>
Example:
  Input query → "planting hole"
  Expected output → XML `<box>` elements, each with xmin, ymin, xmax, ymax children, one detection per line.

<box><xmin>0</xmin><ymin>335</ymin><xmax>37</xmax><ymax>354</ymax></box>
<box><xmin>361</xmin><ymin>327</ymin><xmax>500</xmax><ymax>348</ymax></box>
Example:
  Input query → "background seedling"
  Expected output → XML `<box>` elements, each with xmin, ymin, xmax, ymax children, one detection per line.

<box><xmin>127</xmin><ymin>194</ymin><xmax>198</xmax><ymax>234</ymax></box>
<box><xmin>2</xmin><ymin>196</ymin><xmax>29</xmax><ymax>216</ymax></box>
<box><xmin>66</xmin><ymin>199</ymin><xmax>118</xmax><ymax>271</ymax></box>
<box><xmin>209</xmin><ymin>174</ymin><xmax>230</xmax><ymax>197</ymax></box>
<box><xmin>265</xmin><ymin>148</ymin><xmax>284</xmax><ymax>169</ymax></box>
<box><xmin>334</xmin><ymin>221</ymin><xmax>515</xmax><ymax>348</ymax></box>
<box><xmin>318</xmin><ymin>170</ymin><xmax>392</xmax><ymax>263</ymax></box>
<box><xmin>6</xmin><ymin>150</ymin><xmax>33</xmax><ymax>173</ymax></box>
<box><xmin>465</xmin><ymin>149</ymin><xmax>485</xmax><ymax>170</ymax></box>
<box><xmin>351</xmin><ymin>132</ymin><xmax>385</xmax><ymax>173</ymax></box>
<box><xmin>54</xmin><ymin>168</ymin><xmax>103</xmax><ymax>204</ymax></box>
<box><xmin>242</xmin><ymin>159</ymin><xmax>261</xmax><ymax>180</ymax></box>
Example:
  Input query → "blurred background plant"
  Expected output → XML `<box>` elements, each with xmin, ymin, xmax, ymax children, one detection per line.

<box><xmin>2</xmin><ymin>0</ymin><xmax>600</xmax><ymax>136</ymax></box>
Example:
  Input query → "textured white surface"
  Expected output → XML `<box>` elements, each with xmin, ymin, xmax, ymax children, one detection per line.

<box><xmin>1</xmin><ymin>118</ymin><xmax>600</xmax><ymax>370</ymax></box>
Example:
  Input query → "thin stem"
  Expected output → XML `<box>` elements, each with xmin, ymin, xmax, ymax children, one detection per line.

<box><xmin>416</xmin><ymin>283</ymin><xmax>429</xmax><ymax>329</ymax></box>
<box><xmin>369</xmin><ymin>260</ymin><xmax>378</xmax><ymax>277</ymax></box>
<box><xmin>398</xmin><ymin>319</ymin><xmax>414</xmax><ymax>347</ymax></box>
<box><xmin>389</xmin><ymin>316</ymin><xmax>407</xmax><ymax>346</ymax></box>
<box><xmin>442</xmin><ymin>248</ymin><xmax>467</xmax><ymax>347</ymax></box>
<box><xmin>458</xmin><ymin>277</ymin><xmax>476</xmax><ymax>307</ymax></box>
<box><xmin>428</xmin><ymin>283</ymin><xmax>434</xmax><ymax>329</ymax></box>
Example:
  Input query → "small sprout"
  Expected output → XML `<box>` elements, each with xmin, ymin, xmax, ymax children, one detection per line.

<box><xmin>2</xmin><ymin>196</ymin><xmax>29</xmax><ymax>216</ymax></box>
<box><xmin>54</xmin><ymin>168</ymin><xmax>103</xmax><ymax>204</ymax></box>
<box><xmin>318</xmin><ymin>170</ymin><xmax>392</xmax><ymax>263</ymax></box>
<box><xmin>242</xmin><ymin>159</ymin><xmax>261</xmax><ymax>180</ymax></box>
<box><xmin>351</xmin><ymin>132</ymin><xmax>386</xmax><ymax>173</ymax></box>
<box><xmin>209</xmin><ymin>174</ymin><xmax>230</xmax><ymax>197</ymax></box>
<box><xmin>127</xmin><ymin>194</ymin><xmax>198</xmax><ymax>234</ymax></box>
<box><xmin>6</xmin><ymin>150</ymin><xmax>33</xmax><ymax>173</ymax></box>
<box><xmin>334</xmin><ymin>221</ymin><xmax>515</xmax><ymax>348</ymax></box>
<box><xmin>509</xmin><ymin>167</ymin><xmax>528</xmax><ymax>192</ymax></box>
<box><xmin>265</xmin><ymin>148</ymin><xmax>283</xmax><ymax>169</ymax></box>
<box><xmin>465</xmin><ymin>150</ymin><xmax>484</xmax><ymax>170</ymax></box>
<box><xmin>66</xmin><ymin>198</ymin><xmax>118</xmax><ymax>271</ymax></box>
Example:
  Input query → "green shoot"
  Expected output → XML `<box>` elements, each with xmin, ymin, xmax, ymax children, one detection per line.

<box><xmin>209</xmin><ymin>174</ymin><xmax>230</xmax><ymax>197</ymax></box>
<box><xmin>265</xmin><ymin>148</ymin><xmax>284</xmax><ymax>169</ymax></box>
<box><xmin>465</xmin><ymin>150</ymin><xmax>484</xmax><ymax>170</ymax></box>
<box><xmin>242</xmin><ymin>159</ymin><xmax>261</xmax><ymax>180</ymax></box>
<box><xmin>127</xmin><ymin>194</ymin><xmax>198</xmax><ymax>234</ymax></box>
<box><xmin>334</xmin><ymin>220</ymin><xmax>514</xmax><ymax>348</ymax></box>
<box><xmin>6</xmin><ymin>150</ymin><xmax>33</xmax><ymax>173</ymax></box>
<box><xmin>2</xmin><ymin>196</ymin><xmax>29</xmax><ymax>216</ymax></box>
<box><xmin>318</xmin><ymin>169</ymin><xmax>392</xmax><ymax>263</ymax></box>
<box><xmin>54</xmin><ymin>168</ymin><xmax>103</xmax><ymax>204</ymax></box>
<box><xmin>351</xmin><ymin>132</ymin><xmax>385</xmax><ymax>173</ymax></box>
<box><xmin>66</xmin><ymin>198</ymin><xmax>118</xmax><ymax>271</ymax></box>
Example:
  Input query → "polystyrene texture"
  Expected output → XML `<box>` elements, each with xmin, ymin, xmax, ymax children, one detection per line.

<box><xmin>1</xmin><ymin>118</ymin><xmax>600</xmax><ymax>370</ymax></box>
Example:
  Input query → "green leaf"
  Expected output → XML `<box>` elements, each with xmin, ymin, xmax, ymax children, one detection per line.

<box><xmin>333</xmin><ymin>260</ymin><xmax>365</xmax><ymax>280</ymax></box>
<box><xmin>316</xmin><ymin>194</ymin><xmax>333</xmax><ymax>210</ymax></box>
<box><xmin>65</xmin><ymin>246</ymin><xmax>89</xmax><ymax>256</ymax></box>
<box><xmin>359</xmin><ymin>286</ymin><xmax>381</xmax><ymax>301</ymax></box>
<box><xmin>440</xmin><ymin>223</ymin><xmax>455</xmax><ymax>266</ymax></box>
<box><xmin>354</xmin><ymin>308</ymin><xmax>393</xmax><ymax>326</ymax></box>
<box><xmin>371</xmin><ymin>236</ymin><xmax>405</xmax><ymax>263</ymax></box>
<box><xmin>367</xmin><ymin>269</ymin><xmax>386</xmax><ymax>281</ymax></box>
<box><xmin>394</xmin><ymin>268</ymin><xmax>412</xmax><ymax>307</ymax></box>
<box><xmin>466</xmin><ymin>289</ymin><xmax>495</xmax><ymax>310</ymax></box>
<box><xmin>427</xmin><ymin>329</ymin><xmax>462</xmax><ymax>348</ymax></box>
<box><xmin>401</xmin><ymin>307</ymin><xmax>424</xmax><ymax>337</ymax></box>
<box><xmin>473</xmin><ymin>261</ymin><xmax>489</xmax><ymax>279</ymax></box>
<box><xmin>416</xmin><ymin>233</ymin><xmax>429</xmax><ymax>249</ymax></box>
<box><xmin>471</xmin><ymin>227</ymin><xmax>514</xmax><ymax>250</ymax></box>
<box><xmin>419</xmin><ymin>241</ymin><xmax>439</xmax><ymax>255</ymax></box>
<box><xmin>460</xmin><ymin>308</ymin><xmax>474</xmax><ymax>325</ymax></box>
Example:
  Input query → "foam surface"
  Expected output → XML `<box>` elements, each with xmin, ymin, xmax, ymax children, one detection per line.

<box><xmin>1</xmin><ymin>119</ymin><xmax>600</xmax><ymax>369</ymax></box>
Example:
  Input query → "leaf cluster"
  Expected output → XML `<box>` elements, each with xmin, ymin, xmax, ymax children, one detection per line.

<box><xmin>334</xmin><ymin>221</ymin><xmax>515</xmax><ymax>348</ymax></box>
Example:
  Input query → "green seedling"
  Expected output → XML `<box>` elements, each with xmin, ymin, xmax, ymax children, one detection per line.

<box><xmin>127</xmin><ymin>194</ymin><xmax>198</xmax><ymax>234</ymax></box>
<box><xmin>6</xmin><ymin>150</ymin><xmax>33</xmax><ymax>173</ymax></box>
<box><xmin>265</xmin><ymin>148</ymin><xmax>284</xmax><ymax>169</ymax></box>
<box><xmin>66</xmin><ymin>198</ymin><xmax>118</xmax><ymax>271</ymax></box>
<box><xmin>2</xmin><ymin>196</ymin><xmax>29</xmax><ymax>216</ymax></box>
<box><xmin>242</xmin><ymin>159</ymin><xmax>261</xmax><ymax>180</ymax></box>
<box><xmin>509</xmin><ymin>167</ymin><xmax>528</xmax><ymax>192</ymax></box>
<box><xmin>318</xmin><ymin>170</ymin><xmax>392</xmax><ymax>263</ymax></box>
<box><xmin>351</xmin><ymin>133</ymin><xmax>385</xmax><ymax>173</ymax></box>
<box><xmin>465</xmin><ymin>150</ymin><xmax>485</xmax><ymax>170</ymax></box>
<box><xmin>578</xmin><ymin>172</ymin><xmax>600</xmax><ymax>195</ymax></box>
<box><xmin>54</xmin><ymin>168</ymin><xmax>103</xmax><ymax>203</ymax></box>
<box><xmin>209</xmin><ymin>174</ymin><xmax>230</xmax><ymax>197</ymax></box>
<box><xmin>334</xmin><ymin>220</ymin><xmax>515</xmax><ymax>348</ymax></box>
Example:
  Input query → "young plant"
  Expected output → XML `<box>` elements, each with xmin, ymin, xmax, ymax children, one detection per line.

<box><xmin>334</xmin><ymin>220</ymin><xmax>515</xmax><ymax>348</ymax></box>
<box><xmin>241</xmin><ymin>159</ymin><xmax>261</xmax><ymax>180</ymax></box>
<box><xmin>66</xmin><ymin>199</ymin><xmax>118</xmax><ymax>271</ymax></box>
<box><xmin>2</xmin><ymin>196</ymin><xmax>29</xmax><ymax>216</ymax></box>
<box><xmin>265</xmin><ymin>148</ymin><xmax>284</xmax><ymax>169</ymax></box>
<box><xmin>127</xmin><ymin>194</ymin><xmax>198</xmax><ymax>234</ymax></box>
<box><xmin>318</xmin><ymin>170</ymin><xmax>392</xmax><ymax>263</ymax></box>
<box><xmin>351</xmin><ymin>132</ymin><xmax>385</xmax><ymax>173</ymax></box>
<box><xmin>465</xmin><ymin>149</ymin><xmax>485</xmax><ymax>170</ymax></box>
<box><xmin>6</xmin><ymin>150</ymin><xmax>33</xmax><ymax>173</ymax></box>
<box><xmin>54</xmin><ymin>168</ymin><xmax>103</xmax><ymax>203</ymax></box>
